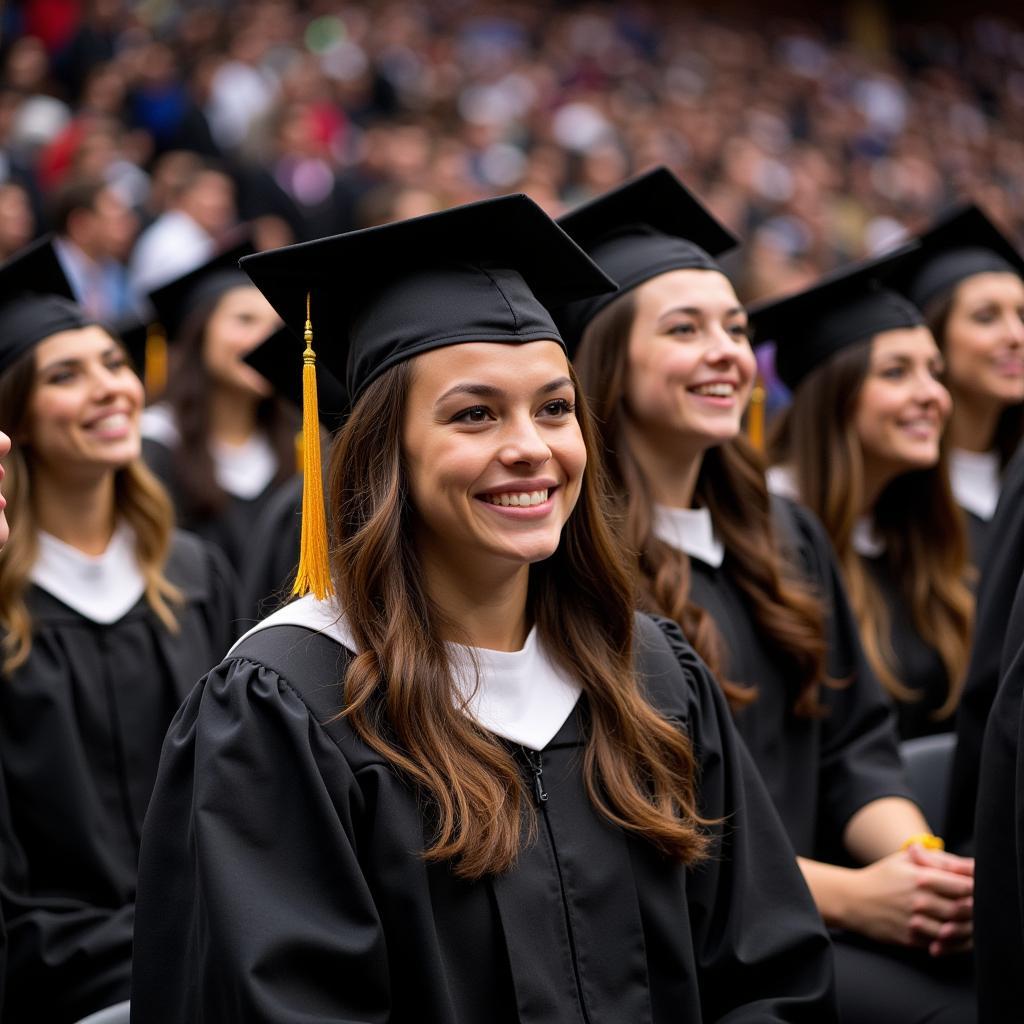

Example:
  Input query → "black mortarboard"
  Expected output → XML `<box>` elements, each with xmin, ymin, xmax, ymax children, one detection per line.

<box><xmin>244</xmin><ymin>326</ymin><xmax>347</xmax><ymax>431</ymax></box>
<box><xmin>553</xmin><ymin>166</ymin><xmax>740</xmax><ymax>350</ymax></box>
<box><xmin>890</xmin><ymin>204</ymin><xmax>1024</xmax><ymax>312</ymax></box>
<box><xmin>0</xmin><ymin>235</ymin><xmax>95</xmax><ymax>377</ymax></box>
<box><xmin>240</xmin><ymin>193</ymin><xmax>615</xmax><ymax>407</ymax></box>
<box><xmin>748</xmin><ymin>243</ymin><xmax>925</xmax><ymax>392</ymax></box>
<box><xmin>146</xmin><ymin>238</ymin><xmax>255</xmax><ymax>341</ymax></box>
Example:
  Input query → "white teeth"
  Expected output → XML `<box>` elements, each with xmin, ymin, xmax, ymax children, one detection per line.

<box><xmin>90</xmin><ymin>413</ymin><xmax>129</xmax><ymax>430</ymax></box>
<box><xmin>482</xmin><ymin>489</ymin><xmax>549</xmax><ymax>507</ymax></box>
<box><xmin>693</xmin><ymin>383</ymin><xmax>735</xmax><ymax>397</ymax></box>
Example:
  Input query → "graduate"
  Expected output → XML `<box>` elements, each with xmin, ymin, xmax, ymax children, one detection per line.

<box><xmin>559</xmin><ymin>168</ymin><xmax>975</xmax><ymax>1024</ymax></box>
<box><xmin>0</xmin><ymin>238</ymin><xmax>239</xmax><ymax>1023</ymax></box>
<box><xmin>890</xmin><ymin>205</ymin><xmax>1024</xmax><ymax>565</ymax></box>
<box><xmin>758</xmin><ymin>253</ymin><xmax>975</xmax><ymax>741</ymax></box>
<box><xmin>130</xmin><ymin>195</ymin><xmax>837</xmax><ymax>1022</ymax></box>
<box><xmin>139</xmin><ymin>241</ymin><xmax>300</xmax><ymax>573</ymax></box>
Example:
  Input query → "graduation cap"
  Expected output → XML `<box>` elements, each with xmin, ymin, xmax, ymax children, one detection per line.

<box><xmin>241</xmin><ymin>193</ymin><xmax>616</xmax><ymax>599</ymax></box>
<box><xmin>244</xmin><ymin>325</ymin><xmax>347</xmax><ymax>432</ymax></box>
<box><xmin>553</xmin><ymin>166</ymin><xmax>740</xmax><ymax>350</ymax></box>
<box><xmin>0</xmin><ymin>235</ymin><xmax>95</xmax><ymax>377</ymax></box>
<box><xmin>889</xmin><ymin>204</ymin><xmax>1024</xmax><ymax>312</ymax></box>
<box><xmin>748</xmin><ymin>243</ymin><xmax>925</xmax><ymax>392</ymax></box>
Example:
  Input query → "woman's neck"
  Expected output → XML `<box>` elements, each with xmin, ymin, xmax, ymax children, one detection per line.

<box><xmin>208</xmin><ymin>383</ymin><xmax>261</xmax><ymax>447</ymax></box>
<box><xmin>33</xmin><ymin>468</ymin><xmax>117</xmax><ymax>555</ymax></box>
<box><xmin>947</xmin><ymin>390</ymin><xmax>999</xmax><ymax>454</ymax></box>
<box><xmin>622</xmin><ymin>417</ymin><xmax>704</xmax><ymax>509</ymax></box>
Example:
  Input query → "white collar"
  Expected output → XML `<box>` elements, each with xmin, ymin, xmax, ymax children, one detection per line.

<box><xmin>949</xmin><ymin>447</ymin><xmax>1001</xmax><ymax>522</ymax></box>
<box><xmin>766</xmin><ymin>463</ymin><xmax>800</xmax><ymax>500</ymax></box>
<box><xmin>852</xmin><ymin>517</ymin><xmax>886</xmax><ymax>557</ymax></box>
<box><xmin>30</xmin><ymin>523</ymin><xmax>146</xmax><ymax>623</ymax></box>
<box><xmin>142</xmin><ymin>404</ymin><xmax>278</xmax><ymax>499</ymax></box>
<box><xmin>231</xmin><ymin>595</ymin><xmax>582</xmax><ymax>750</ymax></box>
<box><xmin>652</xmin><ymin>504</ymin><xmax>725</xmax><ymax>568</ymax></box>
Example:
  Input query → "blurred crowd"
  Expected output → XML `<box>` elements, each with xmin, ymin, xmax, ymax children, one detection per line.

<box><xmin>2</xmin><ymin>0</ymin><xmax>1024</xmax><ymax>309</ymax></box>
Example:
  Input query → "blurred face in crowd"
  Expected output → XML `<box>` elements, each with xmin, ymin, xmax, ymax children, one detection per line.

<box><xmin>624</xmin><ymin>269</ymin><xmax>755</xmax><ymax>462</ymax></box>
<box><xmin>402</xmin><ymin>341</ymin><xmax>586</xmax><ymax>577</ymax></box>
<box><xmin>0</xmin><ymin>184</ymin><xmax>33</xmax><ymax>260</ymax></box>
<box><xmin>941</xmin><ymin>272</ymin><xmax>1024</xmax><ymax>411</ymax></box>
<box><xmin>0</xmin><ymin>429</ymin><xmax>9</xmax><ymax>547</ymax></box>
<box><xmin>202</xmin><ymin>286</ymin><xmax>279</xmax><ymax>398</ymax></box>
<box><xmin>26</xmin><ymin>327</ymin><xmax>144</xmax><ymax>481</ymax></box>
<box><xmin>852</xmin><ymin>326</ymin><xmax>951</xmax><ymax>485</ymax></box>
<box><xmin>68</xmin><ymin>186</ymin><xmax>138</xmax><ymax>262</ymax></box>
<box><xmin>180</xmin><ymin>170</ymin><xmax>236</xmax><ymax>238</ymax></box>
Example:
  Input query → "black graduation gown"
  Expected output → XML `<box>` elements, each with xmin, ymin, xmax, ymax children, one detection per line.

<box><xmin>240</xmin><ymin>472</ymin><xmax>302</xmax><ymax>621</ymax></box>
<box><xmin>947</xmin><ymin>447</ymin><xmax>1024</xmax><ymax>852</ymax></box>
<box><xmin>962</xmin><ymin>508</ymin><xmax>992</xmax><ymax>569</ymax></box>
<box><xmin>142</xmin><ymin>435</ymin><xmax>293</xmax><ymax>576</ymax></box>
<box><xmin>972</xmin><ymin>570</ymin><xmax>1024</xmax><ymax>1023</ymax></box>
<box><xmin>0</xmin><ymin>531</ymin><xmax>239</xmax><ymax>1024</ymax></box>
<box><xmin>688</xmin><ymin>498</ymin><xmax>913</xmax><ymax>861</ymax></box>
<box><xmin>131</xmin><ymin>613</ymin><xmax>838</xmax><ymax>1022</ymax></box>
<box><xmin>858</xmin><ymin>553</ymin><xmax>951</xmax><ymax>740</ymax></box>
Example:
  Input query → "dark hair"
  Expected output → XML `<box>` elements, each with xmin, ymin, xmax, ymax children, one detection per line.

<box><xmin>163</xmin><ymin>291</ymin><xmax>297</xmax><ymax>519</ymax></box>
<box><xmin>769</xmin><ymin>338</ymin><xmax>974</xmax><ymax>718</ymax></box>
<box><xmin>327</xmin><ymin>358</ymin><xmax>712</xmax><ymax>880</ymax></box>
<box><xmin>574</xmin><ymin>290</ymin><xmax>830</xmax><ymax>718</ymax></box>
<box><xmin>51</xmin><ymin>176</ymin><xmax>107</xmax><ymax>235</ymax></box>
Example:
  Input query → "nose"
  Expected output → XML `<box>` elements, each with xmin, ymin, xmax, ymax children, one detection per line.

<box><xmin>914</xmin><ymin>369</ymin><xmax>950</xmax><ymax>410</ymax></box>
<box><xmin>1006</xmin><ymin>312</ymin><xmax>1024</xmax><ymax>346</ymax></box>
<box><xmin>498</xmin><ymin>412</ymin><xmax>552</xmax><ymax>467</ymax></box>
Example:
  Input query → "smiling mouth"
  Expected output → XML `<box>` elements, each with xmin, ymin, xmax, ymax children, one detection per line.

<box><xmin>479</xmin><ymin>488</ymin><xmax>551</xmax><ymax>507</ymax></box>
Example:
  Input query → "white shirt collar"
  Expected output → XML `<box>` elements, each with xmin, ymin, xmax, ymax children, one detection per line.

<box><xmin>852</xmin><ymin>517</ymin><xmax>886</xmax><ymax>558</ymax></box>
<box><xmin>949</xmin><ymin>447</ymin><xmax>1001</xmax><ymax>522</ymax></box>
<box><xmin>652</xmin><ymin>504</ymin><xmax>725</xmax><ymax>568</ymax></box>
<box><xmin>231</xmin><ymin>595</ymin><xmax>582</xmax><ymax>750</ymax></box>
<box><xmin>30</xmin><ymin>523</ymin><xmax>146</xmax><ymax>623</ymax></box>
<box><xmin>766</xmin><ymin>464</ymin><xmax>800</xmax><ymax>500</ymax></box>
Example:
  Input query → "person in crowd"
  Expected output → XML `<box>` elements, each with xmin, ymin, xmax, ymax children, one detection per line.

<box><xmin>561</xmin><ymin>168</ymin><xmax>975</xmax><ymax>1024</ymax></box>
<box><xmin>0</xmin><ymin>237</ymin><xmax>239</xmax><ymax>1023</ymax></box>
<box><xmin>52</xmin><ymin>175</ymin><xmax>139</xmax><ymax>322</ymax></box>
<box><xmin>759</xmin><ymin>253</ymin><xmax>975</xmax><ymax>742</ymax></box>
<box><xmin>891</xmin><ymin>204</ymin><xmax>1024</xmax><ymax>565</ymax></box>
<box><xmin>140</xmin><ymin>241</ymin><xmax>299</xmax><ymax>573</ymax></box>
<box><xmin>131</xmin><ymin>195</ymin><xmax>837</xmax><ymax>1021</ymax></box>
<box><xmin>0</xmin><ymin>183</ymin><xmax>34</xmax><ymax>262</ymax></box>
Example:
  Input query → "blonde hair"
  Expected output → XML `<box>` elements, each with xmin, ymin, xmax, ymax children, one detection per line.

<box><xmin>0</xmin><ymin>344</ymin><xmax>183</xmax><ymax>674</ymax></box>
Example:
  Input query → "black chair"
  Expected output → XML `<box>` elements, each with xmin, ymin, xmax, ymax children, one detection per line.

<box><xmin>899</xmin><ymin>733</ymin><xmax>957</xmax><ymax>835</ymax></box>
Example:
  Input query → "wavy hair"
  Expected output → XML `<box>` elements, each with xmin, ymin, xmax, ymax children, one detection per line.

<box><xmin>768</xmin><ymin>338</ymin><xmax>974</xmax><ymax>718</ymax></box>
<box><xmin>0</xmin><ymin>342</ymin><xmax>182</xmax><ymax>674</ymax></box>
<box><xmin>327</xmin><ymin>358</ymin><xmax>711</xmax><ymax>880</ymax></box>
<box><xmin>574</xmin><ymin>292</ymin><xmax>830</xmax><ymax>717</ymax></box>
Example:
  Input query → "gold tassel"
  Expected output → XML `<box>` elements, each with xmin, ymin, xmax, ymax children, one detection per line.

<box><xmin>294</xmin><ymin>430</ymin><xmax>304</xmax><ymax>473</ymax></box>
<box><xmin>292</xmin><ymin>292</ymin><xmax>334</xmax><ymax>598</ymax></box>
<box><xmin>747</xmin><ymin>378</ymin><xmax>766</xmax><ymax>451</ymax></box>
<box><xmin>144</xmin><ymin>324</ymin><xmax>168</xmax><ymax>400</ymax></box>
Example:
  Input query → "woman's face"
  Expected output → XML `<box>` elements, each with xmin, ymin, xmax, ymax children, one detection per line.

<box><xmin>942</xmin><ymin>272</ymin><xmax>1024</xmax><ymax>410</ymax></box>
<box><xmin>853</xmin><ymin>326</ymin><xmax>952</xmax><ymax>479</ymax></box>
<box><xmin>202</xmin><ymin>286</ymin><xmax>281</xmax><ymax>398</ymax></box>
<box><xmin>0</xmin><ymin>430</ymin><xmax>10</xmax><ymax>547</ymax></box>
<box><xmin>27</xmin><ymin>326</ymin><xmax>145</xmax><ymax>479</ymax></box>
<box><xmin>402</xmin><ymin>340</ymin><xmax>586</xmax><ymax>577</ymax></box>
<box><xmin>624</xmin><ymin>269</ymin><xmax>755</xmax><ymax>457</ymax></box>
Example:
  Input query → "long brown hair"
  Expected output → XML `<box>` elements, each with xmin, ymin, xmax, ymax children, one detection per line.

<box><xmin>327</xmin><ymin>358</ymin><xmax>711</xmax><ymax>881</ymax></box>
<box><xmin>575</xmin><ymin>292</ymin><xmax>830</xmax><ymax>718</ymax></box>
<box><xmin>0</xmin><ymin>341</ymin><xmax>183</xmax><ymax>674</ymax></box>
<box><xmin>925</xmin><ymin>287</ymin><xmax>1024</xmax><ymax>470</ymax></box>
<box><xmin>768</xmin><ymin>339</ymin><xmax>974</xmax><ymax>717</ymax></box>
<box><xmin>163</xmin><ymin>291</ymin><xmax>297</xmax><ymax>519</ymax></box>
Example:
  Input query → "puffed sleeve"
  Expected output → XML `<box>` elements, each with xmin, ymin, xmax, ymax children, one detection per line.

<box><xmin>782</xmin><ymin>502</ymin><xmax>917</xmax><ymax>846</ymax></box>
<box><xmin>643</xmin><ymin>615</ymin><xmax>839</xmax><ymax>1023</ymax></box>
<box><xmin>130</xmin><ymin>655</ymin><xmax>389</xmax><ymax>1023</ymax></box>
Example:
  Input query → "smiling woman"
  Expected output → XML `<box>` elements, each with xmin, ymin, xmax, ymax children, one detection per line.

<box><xmin>131</xmin><ymin>194</ymin><xmax>837</xmax><ymax>1022</ymax></box>
<box><xmin>0</xmin><ymin>238</ymin><xmax>238</xmax><ymax>1024</ymax></box>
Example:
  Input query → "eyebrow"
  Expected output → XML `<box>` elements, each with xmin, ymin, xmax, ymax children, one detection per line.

<box><xmin>435</xmin><ymin>376</ymin><xmax>574</xmax><ymax>407</ymax></box>
<box><xmin>658</xmin><ymin>306</ymin><xmax>747</xmax><ymax>320</ymax></box>
<box><xmin>38</xmin><ymin>346</ymin><xmax>124</xmax><ymax>375</ymax></box>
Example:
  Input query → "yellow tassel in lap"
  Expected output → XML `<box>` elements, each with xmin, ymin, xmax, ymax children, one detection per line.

<box><xmin>292</xmin><ymin>292</ymin><xmax>334</xmax><ymax>599</ymax></box>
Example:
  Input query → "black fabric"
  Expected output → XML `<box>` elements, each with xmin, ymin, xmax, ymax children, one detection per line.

<box><xmin>240</xmin><ymin>474</ymin><xmax>303</xmax><ymax>621</ymax></box>
<box><xmin>748</xmin><ymin>245</ymin><xmax>923</xmax><ymax>391</ymax></box>
<box><xmin>860</xmin><ymin>554</ymin><xmax>951</xmax><ymax>741</ymax></box>
<box><xmin>947</xmin><ymin>447</ymin><xmax>1024</xmax><ymax>852</ymax></box>
<box><xmin>962</xmin><ymin>506</ymin><xmax>994</xmax><ymax>570</ymax></box>
<box><xmin>973</xmin><ymin>570</ymin><xmax>1024</xmax><ymax>1023</ymax></box>
<box><xmin>688</xmin><ymin>497</ymin><xmax>914</xmax><ymax>860</ymax></box>
<box><xmin>131</xmin><ymin>613</ymin><xmax>837</xmax><ymax>1022</ymax></box>
<box><xmin>0</xmin><ymin>531</ymin><xmax>239</xmax><ymax>1024</ymax></box>
<box><xmin>240</xmin><ymin>193</ymin><xmax>616</xmax><ymax>408</ymax></box>
<box><xmin>553</xmin><ymin>166</ymin><xmax>738</xmax><ymax>349</ymax></box>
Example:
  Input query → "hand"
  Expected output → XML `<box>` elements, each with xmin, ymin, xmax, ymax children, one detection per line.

<box><xmin>843</xmin><ymin>845</ymin><xmax>974</xmax><ymax>957</ymax></box>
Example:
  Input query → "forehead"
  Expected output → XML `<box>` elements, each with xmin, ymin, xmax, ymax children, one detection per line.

<box><xmin>213</xmin><ymin>285</ymin><xmax>277</xmax><ymax>316</ymax></box>
<box><xmin>954</xmin><ymin>271</ymin><xmax>1024</xmax><ymax>306</ymax></box>
<box><xmin>409</xmin><ymin>340</ymin><xmax>571</xmax><ymax>396</ymax></box>
<box><xmin>34</xmin><ymin>325</ymin><xmax>120</xmax><ymax>366</ymax></box>
<box><xmin>633</xmin><ymin>267</ymin><xmax>740</xmax><ymax>314</ymax></box>
<box><xmin>870</xmin><ymin>325</ymin><xmax>939</xmax><ymax>361</ymax></box>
